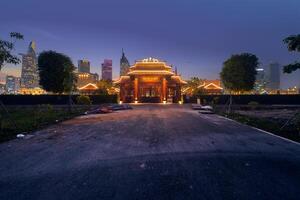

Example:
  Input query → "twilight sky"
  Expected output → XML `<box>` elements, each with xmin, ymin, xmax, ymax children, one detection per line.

<box><xmin>1</xmin><ymin>0</ymin><xmax>300</xmax><ymax>88</ymax></box>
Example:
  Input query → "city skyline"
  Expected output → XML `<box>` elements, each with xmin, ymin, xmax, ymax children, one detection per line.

<box><xmin>1</xmin><ymin>0</ymin><xmax>300</xmax><ymax>89</ymax></box>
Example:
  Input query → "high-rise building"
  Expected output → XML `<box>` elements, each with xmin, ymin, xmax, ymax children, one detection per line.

<box><xmin>266</xmin><ymin>62</ymin><xmax>280</xmax><ymax>91</ymax></box>
<box><xmin>0</xmin><ymin>84</ymin><xmax>5</xmax><ymax>94</ymax></box>
<box><xmin>102</xmin><ymin>59</ymin><xmax>112</xmax><ymax>81</ymax></box>
<box><xmin>78</xmin><ymin>59</ymin><xmax>90</xmax><ymax>73</ymax></box>
<box><xmin>5</xmin><ymin>75</ymin><xmax>20</xmax><ymax>94</ymax></box>
<box><xmin>0</xmin><ymin>72</ymin><xmax>6</xmax><ymax>85</ymax></box>
<box><xmin>254</xmin><ymin>68</ymin><xmax>267</xmax><ymax>94</ymax></box>
<box><xmin>120</xmin><ymin>49</ymin><xmax>130</xmax><ymax>76</ymax></box>
<box><xmin>21</xmin><ymin>41</ymin><xmax>39</xmax><ymax>89</ymax></box>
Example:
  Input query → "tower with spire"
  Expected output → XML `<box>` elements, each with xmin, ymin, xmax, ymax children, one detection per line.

<box><xmin>120</xmin><ymin>49</ymin><xmax>130</xmax><ymax>76</ymax></box>
<box><xmin>20</xmin><ymin>41</ymin><xmax>39</xmax><ymax>89</ymax></box>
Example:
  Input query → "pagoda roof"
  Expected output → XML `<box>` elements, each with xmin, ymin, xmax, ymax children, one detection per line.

<box><xmin>197</xmin><ymin>80</ymin><xmax>223</xmax><ymax>90</ymax></box>
<box><xmin>127</xmin><ymin>70</ymin><xmax>174</xmax><ymax>75</ymax></box>
<box><xmin>78</xmin><ymin>83</ymin><xmax>98</xmax><ymax>90</ymax></box>
<box><xmin>130</xmin><ymin>57</ymin><xmax>172</xmax><ymax>70</ymax></box>
<box><xmin>171</xmin><ymin>76</ymin><xmax>187</xmax><ymax>84</ymax></box>
<box><xmin>114</xmin><ymin>76</ymin><xmax>130</xmax><ymax>84</ymax></box>
<box><xmin>114</xmin><ymin>57</ymin><xmax>186</xmax><ymax>85</ymax></box>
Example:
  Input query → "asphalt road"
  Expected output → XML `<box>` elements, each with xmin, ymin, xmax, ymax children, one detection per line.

<box><xmin>0</xmin><ymin>104</ymin><xmax>300</xmax><ymax>200</ymax></box>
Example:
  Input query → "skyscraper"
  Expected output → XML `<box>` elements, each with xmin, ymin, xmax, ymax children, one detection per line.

<box><xmin>120</xmin><ymin>49</ymin><xmax>130</xmax><ymax>76</ymax></box>
<box><xmin>254</xmin><ymin>68</ymin><xmax>267</xmax><ymax>94</ymax></box>
<box><xmin>21</xmin><ymin>41</ymin><xmax>39</xmax><ymax>89</ymax></box>
<box><xmin>266</xmin><ymin>62</ymin><xmax>280</xmax><ymax>91</ymax></box>
<box><xmin>78</xmin><ymin>59</ymin><xmax>90</xmax><ymax>73</ymax></box>
<box><xmin>0</xmin><ymin>72</ymin><xmax>6</xmax><ymax>85</ymax></box>
<box><xmin>0</xmin><ymin>72</ymin><xmax>5</xmax><ymax>94</ymax></box>
<box><xmin>102</xmin><ymin>59</ymin><xmax>112</xmax><ymax>81</ymax></box>
<box><xmin>6</xmin><ymin>75</ymin><xmax>20</xmax><ymax>94</ymax></box>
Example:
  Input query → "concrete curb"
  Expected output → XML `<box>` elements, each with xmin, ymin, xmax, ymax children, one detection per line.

<box><xmin>217</xmin><ymin>115</ymin><xmax>300</xmax><ymax>146</ymax></box>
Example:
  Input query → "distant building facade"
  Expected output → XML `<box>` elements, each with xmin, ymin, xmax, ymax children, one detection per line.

<box><xmin>280</xmin><ymin>86</ymin><xmax>299</xmax><ymax>95</ymax></box>
<box><xmin>266</xmin><ymin>62</ymin><xmax>280</xmax><ymax>91</ymax></box>
<box><xmin>120</xmin><ymin>49</ymin><xmax>130</xmax><ymax>76</ymax></box>
<box><xmin>76</xmin><ymin>72</ymin><xmax>99</xmax><ymax>88</ymax></box>
<box><xmin>0</xmin><ymin>84</ymin><xmax>5</xmax><ymax>94</ymax></box>
<box><xmin>18</xmin><ymin>87</ymin><xmax>46</xmax><ymax>95</ymax></box>
<box><xmin>21</xmin><ymin>41</ymin><xmax>39</xmax><ymax>89</ymax></box>
<box><xmin>5</xmin><ymin>75</ymin><xmax>20</xmax><ymax>94</ymax></box>
<box><xmin>197</xmin><ymin>79</ymin><xmax>223</xmax><ymax>95</ymax></box>
<box><xmin>0</xmin><ymin>72</ymin><xmax>6</xmax><ymax>85</ymax></box>
<box><xmin>254</xmin><ymin>68</ymin><xmax>267</xmax><ymax>94</ymax></box>
<box><xmin>102</xmin><ymin>59</ymin><xmax>112</xmax><ymax>81</ymax></box>
<box><xmin>78</xmin><ymin>59</ymin><xmax>90</xmax><ymax>73</ymax></box>
<box><xmin>75</xmin><ymin>59</ymin><xmax>100</xmax><ymax>91</ymax></box>
<box><xmin>182</xmin><ymin>79</ymin><xmax>223</xmax><ymax>96</ymax></box>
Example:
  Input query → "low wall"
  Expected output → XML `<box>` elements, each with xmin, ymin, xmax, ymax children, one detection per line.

<box><xmin>184</xmin><ymin>94</ymin><xmax>300</xmax><ymax>105</ymax></box>
<box><xmin>0</xmin><ymin>95</ymin><xmax>118</xmax><ymax>105</ymax></box>
<box><xmin>0</xmin><ymin>94</ymin><xmax>299</xmax><ymax>105</ymax></box>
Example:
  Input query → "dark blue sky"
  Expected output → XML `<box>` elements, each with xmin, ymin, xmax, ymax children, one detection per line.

<box><xmin>1</xmin><ymin>0</ymin><xmax>300</xmax><ymax>88</ymax></box>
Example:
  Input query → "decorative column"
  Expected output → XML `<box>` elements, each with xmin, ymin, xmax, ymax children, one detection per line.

<box><xmin>134</xmin><ymin>77</ymin><xmax>138</xmax><ymax>102</ymax></box>
<box><xmin>177</xmin><ymin>84</ymin><xmax>181</xmax><ymax>103</ymax></box>
<box><xmin>119</xmin><ymin>85</ymin><xmax>123</xmax><ymax>102</ymax></box>
<box><xmin>162</xmin><ymin>77</ymin><xmax>167</xmax><ymax>102</ymax></box>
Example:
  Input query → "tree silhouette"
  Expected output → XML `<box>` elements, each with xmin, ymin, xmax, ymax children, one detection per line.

<box><xmin>38</xmin><ymin>51</ymin><xmax>76</xmax><ymax>94</ymax></box>
<box><xmin>220</xmin><ymin>53</ymin><xmax>259</xmax><ymax>93</ymax></box>
<box><xmin>0</xmin><ymin>32</ymin><xmax>23</xmax><ymax>71</ymax></box>
<box><xmin>283</xmin><ymin>34</ymin><xmax>300</xmax><ymax>73</ymax></box>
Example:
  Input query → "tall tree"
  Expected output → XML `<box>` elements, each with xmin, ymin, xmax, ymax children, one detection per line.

<box><xmin>283</xmin><ymin>34</ymin><xmax>300</xmax><ymax>73</ymax></box>
<box><xmin>38</xmin><ymin>51</ymin><xmax>76</xmax><ymax>94</ymax></box>
<box><xmin>0</xmin><ymin>32</ymin><xmax>24</xmax><ymax>71</ymax></box>
<box><xmin>220</xmin><ymin>53</ymin><xmax>259</xmax><ymax>93</ymax></box>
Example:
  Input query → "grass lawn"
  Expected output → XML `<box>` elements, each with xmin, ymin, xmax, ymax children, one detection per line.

<box><xmin>0</xmin><ymin>105</ymin><xmax>88</xmax><ymax>142</ymax></box>
<box><xmin>222</xmin><ymin>111</ymin><xmax>300</xmax><ymax>143</ymax></box>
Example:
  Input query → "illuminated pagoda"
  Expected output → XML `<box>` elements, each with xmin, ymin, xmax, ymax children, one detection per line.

<box><xmin>115</xmin><ymin>57</ymin><xmax>186</xmax><ymax>103</ymax></box>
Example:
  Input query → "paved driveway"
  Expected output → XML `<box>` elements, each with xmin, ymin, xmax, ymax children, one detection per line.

<box><xmin>0</xmin><ymin>104</ymin><xmax>300</xmax><ymax>200</ymax></box>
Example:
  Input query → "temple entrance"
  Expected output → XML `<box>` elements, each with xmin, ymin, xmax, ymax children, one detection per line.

<box><xmin>140</xmin><ymin>83</ymin><xmax>161</xmax><ymax>103</ymax></box>
<box><xmin>115</xmin><ymin>57</ymin><xmax>187</xmax><ymax>103</ymax></box>
<box><xmin>140</xmin><ymin>85</ymin><xmax>161</xmax><ymax>97</ymax></box>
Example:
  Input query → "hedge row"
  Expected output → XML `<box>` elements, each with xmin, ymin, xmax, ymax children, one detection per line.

<box><xmin>184</xmin><ymin>94</ymin><xmax>300</xmax><ymax>105</ymax></box>
<box><xmin>0</xmin><ymin>94</ymin><xmax>299</xmax><ymax>105</ymax></box>
<box><xmin>0</xmin><ymin>95</ymin><xmax>118</xmax><ymax>105</ymax></box>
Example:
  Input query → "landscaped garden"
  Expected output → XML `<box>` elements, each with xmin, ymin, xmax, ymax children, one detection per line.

<box><xmin>0</xmin><ymin>105</ymin><xmax>88</xmax><ymax>142</ymax></box>
<box><xmin>218</xmin><ymin>107</ymin><xmax>300</xmax><ymax>142</ymax></box>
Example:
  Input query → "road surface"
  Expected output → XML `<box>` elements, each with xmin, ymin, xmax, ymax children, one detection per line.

<box><xmin>0</xmin><ymin>104</ymin><xmax>299</xmax><ymax>200</ymax></box>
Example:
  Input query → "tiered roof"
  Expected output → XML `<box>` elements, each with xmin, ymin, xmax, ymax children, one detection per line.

<box><xmin>115</xmin><ymin>57</ymin><xmax>186</xmax><ymax>84</ymax></box>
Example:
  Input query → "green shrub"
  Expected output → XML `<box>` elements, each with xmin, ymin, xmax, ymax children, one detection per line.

<box><xmin>213</xmin><ymin>97</ymin><xmax>220</xmax><ymax>104</ymax></box>
<box><xmin>46</xmin><ymin>104</ymin><xmax>53</xmax><ymax>112</ymax></box>
<box><xmin>248</xmin><ymin>101</ymin><xmax>259</xmax><ymax>110</ymax></box>
<box><xmin>76</xmin><ymin>95</ymin><xmax>92</xmax><ymax>105</ymax></box>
